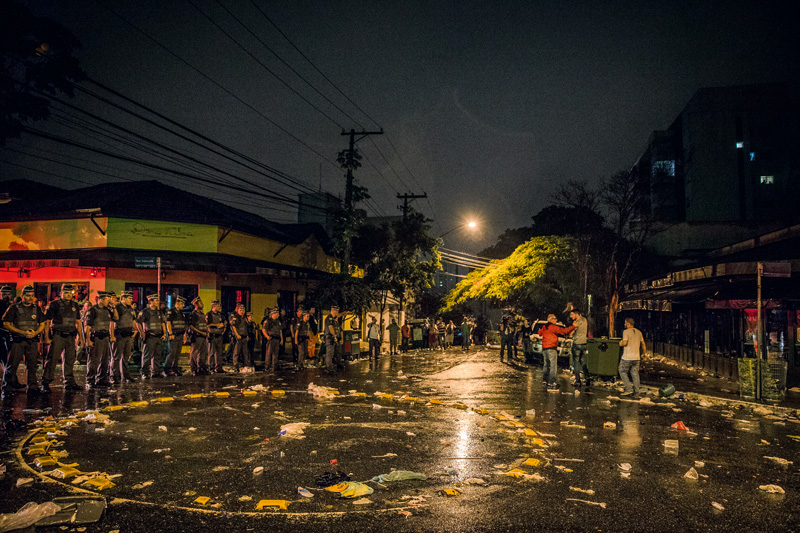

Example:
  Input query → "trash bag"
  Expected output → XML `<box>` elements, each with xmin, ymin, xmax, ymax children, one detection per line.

<box><xmin>370</xmin><ymin>470</ymin><xmax>427</xmax><ymax>483</ymax></box>
<box><xmin>0</xmin><ymin>502</ymin><xmax>60</xmax><ymax>532</ymax></box>
<box><xmin>315</xmin><ymin>471</ymin><xmax>351</xmax><ymax>487</ymax></box>
<box><xmin>325</xmin><ymin>482</ymin><xmax>374</xmax><ymax>498</ymax></box>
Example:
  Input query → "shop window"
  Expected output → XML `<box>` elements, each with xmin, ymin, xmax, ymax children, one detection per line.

<box><xmin>760</xmin><ymin>175</ymin><xmax>774</xmax><ymax>184</ymax></box>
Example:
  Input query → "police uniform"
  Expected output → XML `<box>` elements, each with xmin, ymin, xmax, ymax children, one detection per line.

<box><xmin>295</xmin><ymin>314</ymin><xmax>310</xmax><ymax>370</ymax></box>
<box><xmin>137</xmin><ymin>294</ymin><xmax>166</xmax><ymax>378</ymax></box>
<box><xmin>290</xmin><ymin>311</ymin><xmax>303</xmax><ymax>363</ymax></box>
<box><xmin>85</xmin><ymin>292</ymin><xmax>114</xmax><ymax>388</ymax></box>
<box><xmin>164</xmin><ymin>296</ymin><xmax>187</xmax><ymax>376</ymax></box>
<box><xmin>262</xmin><ymin>309</ymin><xmax>282</xmax><ymax>373</ymax></box>
<box><xmin>111</xmin><ymin>291</ymin><xmax>137</xmax><ymax>383</ymax></box>
<box><xmin>2</xmin><ymin>285</ymin><xmax>45</xmax><ymax>392</ymax></box>
<box><xmin>43</xmin><ymin>284</ymin><xmax>82</xmax><ymax>389</ymax></box>
<box><xmin>229</xmin><ymin>308</ymin><xmax>250</xmax><ymax>371</ymax></box>
<box><xmin>188</xmin><ymin>297</ymin><xmax>210</xmax><ymax>375</ymax></box>
<box><xmin>324</xmin><ymin>307</ymin><xmax>343</xmax><ymax>372</ymax></box>
<box><xmin>0</xmin><ymin>286</ymin><xmax>15</xmax><ymax>381</ymax></box>
<box><xmin>206</xmin><ymin>303</ymin><xmax>225</xmax><ymax>373</ymax></box>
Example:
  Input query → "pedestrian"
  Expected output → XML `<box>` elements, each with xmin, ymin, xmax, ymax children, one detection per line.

<box><xmin>290</xmin><ymin>308</ymin><xmax>303</xmax><ymax>365</ymax></box>
<box><xmin>187</xmin><ymin>297</ymin><xmax>210</xmax><ymax>376</ymax></box>
<box><xmin>428</xmin><ymin>319</ymin><xmax>437</xmax><ymax>351</ymax></box>
<box><xmin>136</xmin><ymin>294</ymin><xmax>167</xmax><ymax>380</ymax></box>
<box><xmin>110</xmin><ymin>290</ymin><xmax>137</xmax><ymax>384</ymax></box>
<box><xmin>461</xmin><ymin>317</ymin><xmax>472</xmax><ymax>351</ymax></box>
<box><xmin>230</xmin><ymin>303</ymin><xmax>251</xmax><ymax>373</ymax></box>
<box><xmin>308</xmin><ymin>307</ymin><xmax>319</xmax><ymax>361</ymax></box>
<box><xmin>520</xmin><ymin>319</ymin><xmax>534</xmax><ymax>364</ymax></box>
<box><xmin>367</xmin><ymin>316</ymin><xmax>381</xmax><ymax>360</ymax></box>
<box><xmin>0</xmin><ymin>286</ymin><xmax>14</xmax><ymax>383</ymax></box>
<box><xmin>445</xmin><ymin>320</ymin><xmax>455</xmax><ymax>348</ymax></box>
<box><xmin>279</xmin><ymin>309</ymin><xmax>290</xmax><ymax>357</ymax></box>
<box><xmin>206</xmin><ymin>300</ymin><xmax>226</xmax><ymax>373</ymax></box>
<box><xmin>400</xmin><ymin>321</ymin><xmax>411</xmax><ymax>353</ymax></box>
<box><xmin>84</xmin><ymin>291</ymin><xmax>114</xmax><ymax>388</ymax></box>
<box><xmin>539</xmin><ymin>313</ymin><xmax>575</xmax><ymax>390</ymax></box>
<box><xmin>422</xmin><ymin>319</ymin><xmax>429</xmax><ymax>351</ymax></box>
<box><xmin>261</xmin><ymin>308</ymin><xmax>282</xmax><ymax>374</ymax></box>
<box><xmin>619</xmin><ymin>317</ymin><xmax>646</xmax><ymax>398</ymax></box>
<box><xmin>294</xmin><ymin>311</ymin><xmax>311</xmax><ymax>370</ymax></box>
<box><xmin>1</xmin><ymin>285</ymin><xmax>46</xmax><ymax>395</ymax></box>
<box><xmin>323</xmin><ymin>305</ymin><xmax>343</xmax><ymax>372</ymax></box>
<box><xmin>570</xmin><ymin>309</ymin><xmax>590</xmax><ymax>387</ymax></box>
<box><xmin>436</xmin><ymin>318</ymin><xmax>446</xmax><ymax>351</ymax></box>
<box><xmin>164</xmin><ymin>296</ymin><xmax>187</xmax><ymax>376</ymax></box>
<box><xmin>499</xmin><ymin>315</ymin><xmax>517</xmax><ymax>362</ymax></box>
<box><xmin>387</xmin><ymin>318</ymin><xmax>400</xmax><ymax>355</ymax></box>
<box><xmin>42</xmin><ymin>284</ymin><xmax>83</xmax><ymax>392</ymax></box>
<box><xmin>246</xmin><ymin>311</ymin><xmax>258</xmax><ymax>368</ymax></box>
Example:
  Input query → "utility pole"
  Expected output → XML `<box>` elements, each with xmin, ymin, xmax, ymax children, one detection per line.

<box><xmin>396</xmin><ymin>192</ymin><xmax>427</xmax><ymax>221</ymax></box>
<box><xmin>340</xmin><ymin>128</ymin><xmax>383</xmax><ymax>274</ymax></box>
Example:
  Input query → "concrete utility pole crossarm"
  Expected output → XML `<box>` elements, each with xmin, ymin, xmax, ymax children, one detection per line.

<box><xmin>397</xmin><ymin>192</ymin><xmax>427</xmax><ymax>221</ymax></box>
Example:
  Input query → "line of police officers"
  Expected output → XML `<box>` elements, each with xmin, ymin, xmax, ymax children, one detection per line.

<box><xmin>1</xmin><ymin>283</ymin><xmax>352</xmax><ymax>397</ymax></box>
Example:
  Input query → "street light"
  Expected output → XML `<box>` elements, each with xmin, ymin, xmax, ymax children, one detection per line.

<box><xmin>439</xmin><ymin>221</ymin><xmax>478</xmax><ymax>238</ymax></box>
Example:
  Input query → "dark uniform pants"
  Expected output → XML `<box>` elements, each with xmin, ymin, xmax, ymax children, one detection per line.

<box><xmin>324</xmin><ymin>339</ymin><xmax>342</xmax><ymax>371</ymax></box>
<box><xmin>233</xmin><ymin>336</ymin><xmax>250</xmax><ymax>369</ymax></box>
<box><xmin>111</xmin><ymin>336</ymin><xmax>134</xmax><ymax>382</ymax></box>
<box><xmin>208</xmin><ymin>335</ymin><xmax>224</xmax><ymax>371</ymax></box>
<box><xmin>190</xmin><ymin>337</ymin><xmax>209</xmax><ymax>373</ymax></box>
<box><xmin>44</xmin><ymin>333</ymin><xmax>78</xmax><ymax>385</ymax></box>
<box><xmin>297</xmin><ymin>337</ymin><xmax>308</xmax><ymax>369</ymax></box>
<box><xmin>164</xmin><ymin>333</ymin><xmax>184</xmax><ymax>372</ymax></box>
<box><xmin>141</xmin><ymin>336</ymin><xmax>163</xmax><ymax>377</ymax></box>
<box><xmin>4</xmin><ymin>339</ymin><xmax>39</xmax><ymax>388</ymax></box>
<box><xmin>265</xmin><ymin>337</ymin><xmax>280</xmax><ymax>372</ymax></box>
<box><xmin>88</xmin><ymin>336</ymin><xmax>111</xmax><ymax>385</ymax></box>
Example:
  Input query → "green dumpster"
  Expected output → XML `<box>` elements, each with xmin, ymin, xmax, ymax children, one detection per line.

<box><xmin>587</xmin><ymin>337</ymin><xmax>622</xmax><ymax>377</ymax></box>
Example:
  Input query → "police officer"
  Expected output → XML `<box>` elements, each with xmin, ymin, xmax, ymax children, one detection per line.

<box><xmin>294</xmin><ymin>310</ymin><xmax>311</xmax><ymax>371</ymax></box>
<box><xmin>206</xmin><ymin>300</ymin><xmax>226</xmax><ymax>373</ymax></box>
<box><xmin>136</xmin><ymin>294</ymin><xmax>167</xmax><ymax>379</ymax></box>
<box><xmin>188</xmin><ymin>297</ymin><xmax>210</xmax><ymax>376</ymax></box>
<box><xmin>84</xmin><ymin>291</ymin><xmax>114</xmax><ymax>389</ymax></box>
<box><xmin>2</xmin><ymin>285</ymin><xmax>46</xmax><ymax>394</ymax></box>
<box><xmin>110</xmin><ymin>291</ymin><xmax>137</xmax><ymax>384</ymax></box>
<box><xmin>261</xmin><ymin>308</ymin><xmax>282</xmax><ymax>374</ymax></box>
<box><xmin>42</xmin><ymin>283</ymin><xmax>83</xmax><ymax>392</ymax></box>
<box><xmin>0</xmin><ymin>286</ymin><xmax>15</xmax><ymax>382</ymax></box>
<box><xmin>246</xmin><ymin>311</ymin><xmax>257</xmax><ymax>367</ymax></box>
<box><xmin>290</xmin><ymin>307</ymin><xmax>303</xmax><ymax>365</ymax></box>
<box><xmin>324</xmin><ymin>305</ymin><xmax>343</xmax><ymax>373</ymax></box>
<box><xmin>164</xmin><ymin>296</ymin><xmax>187</xmax><ymax>376</ymax></box>
<box><xmin>229</xmin><ymin>303</ymin><xmax>250</xmax><ymax>373</ymax></box>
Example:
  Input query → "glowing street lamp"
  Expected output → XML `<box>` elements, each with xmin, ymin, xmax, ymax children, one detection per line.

<box><xmin>439</xmin><ymin>220</ymin><xmax>478</xmax><ymax>238</ymax></box>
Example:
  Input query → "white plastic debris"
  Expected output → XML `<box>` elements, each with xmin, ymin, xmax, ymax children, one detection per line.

<box><xmin>351</xmin><ymin>498</ymin><xmax>373</xmax><ymax>505</ymax></box>
<box><xmin>684</xmin><ymin>467</ymin><xmax>699</xmax><ymax>480</ymax></box>
<box><xmin>569</xmin><ymin>486</ymin><xmax>596</xmax><ymax>495</ymax></box>
<box><xmin>663</xmin><ymin>440</ymin><xmax>679</xmax><ymax>454</ymax></box>
<box><xmin>712</xmin><ymin>501</ymin><xmax>725</xmax><ymax>511</ymax></box>
<box><xmin>694</xmin><ymin>461</ymin><xmax>705</xmax><ymax>468</ymax></box>
<box><xmin>278</xmin><ymin>422</ymin><xmax>310</xmax><ymax>439</ymax></box>
<box><xmin>308</xmin><ymin>382</ymin><xmax>336</xmax><ymax>399</ymax></box>
<box><xmin>603</xmin><ymin>422</ymin><xmax>617</xmax><ymax>430</ymax></box>
<box><xmin>764</xmin><ymin>456</ymin><xmax>792</xmax><ymax>467</ymax></box>
<box><xmin>566</xmin><ymin>498</ymin><xmax>606</xmax><ymax>509</ymax></box>
<box><xmin>526</xmin><ymin>409</ymin><xmax>536</xmax><ymax>418</ymax></box>
<box><xmin>0</xmin><ymin>501</ymin><xmax>60</xmax><ymax>531</ymax></box>
<box><xmin>618</xmin><ymin>463</ymin><xmax>632</xmax><ymax>472</ymax></box>
<box><xmin>15</xmin><ymin>478</ymin><xmax>34</xmax><ymax>487</ymax></box>
<box><xmin>158</xmin><ymin>426</ymin><xmax>167</xmax><ymax>432</ymax></box>
<box><xmin>759</xmin><ymin>484</ymin><xmax>785</xmax><ymax>494</ymax></box>
<box><xmin>464</xmin><ymin>478</ymin><xmax>487</xmax><ymax>486</ymax></box>
<box><xmin>253</xmin><ymin>467</ymin><xmax>264</xmax><ymax>475</ymax></box>
<box><xmin>371</xmin><ymin>453</ymin><xmax>398</xmax><ymax>458</ymax></box>
<box><xmin>297</xmin><ymin>487</ymin><xmax>314</xmax><ymax>498</ymax></box>
<box><xmin>372</xmin><ymin>404</ymin><xmax>383</xmax><ymax>410</ymax></box>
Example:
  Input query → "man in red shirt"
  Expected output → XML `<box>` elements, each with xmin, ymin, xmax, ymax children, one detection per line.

<box><xmin>539</xmin><ymin>313</ymin><xmax>575</xmax><ymax>390</ymax></box>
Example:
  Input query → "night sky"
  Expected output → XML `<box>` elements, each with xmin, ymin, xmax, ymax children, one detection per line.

<box><xmin>2</xmin><ymin>0</ymin><xmax>797</xmax><ymax>252</ymax></box>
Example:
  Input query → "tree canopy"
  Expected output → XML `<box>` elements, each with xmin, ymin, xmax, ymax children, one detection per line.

<box><xmin>444</xmin><ymin>235</ymin><xmax>577</xmax><ymax>316</ymax></box>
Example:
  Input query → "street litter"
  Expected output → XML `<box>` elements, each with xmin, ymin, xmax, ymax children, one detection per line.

<box><xmin>371</xmin><ymin>470</ymin><xmax>426</xmax><ymax>482</ymax></box>
<box><xmin>554</xmin><ymin>458</ymin><xmax>585</xmax><ymax>463</ymax></box>
<box><xmin>464</xmin><ymin>478</ymin><xmax>487</xmax><ymax>485</ymax></box>
<box><xmin>253</xmin><ymin>467</ymin><xmax>264</xmax><ymax>475</ymax></box>
<box><xmin>315</xmin><ymin>471</ymin><xmax>351</xmax><ymax>487</ymax></box>
<box><xmin>439</xmin><ymin>488</ymin><xmax>461</xmax><ymax>497</ymax></box>
<box><xmin>158</xmin><ymin>426</ymin><xmax>167</xmax><ymax>432</ymax></box>
<box><xmin>372</xmin><ymin>404</ymin><xmax>383</xmax><ymax>410</ymax></box>
<box><xmin>570</xmin><ymin>486</ymin><xmax>596</xmax><ymax>495</ymax></box>
<box><xmin>188</xmin><ymin>427</ymin><xmax>197</xmax><ymax>431</ymax></box>
<box><xmin>297</xmin><ymin>487</ymin><xmax>314</xmax><ymax>498</ymax></box>
<box><xmin>712</xmin><ymin>502</ymin><xmax>725</xmax><ymax>511</ymax></box>
<box><xmin>153</xmin><ymin>448</ymin><xmax>170</xmax><ymax>453</ymax></box>
<box><xmin>566</xmin><ymin>498</ymin><xmax>607</xmax><ymax>509</ymax></box>
<box><xmin>371</xmin><ymin>453</ymin><xmax>398</xmax><ymax>458</ymax></box>
<box><xmin>694</xmin><ymin>461</ymin><xmax>705</xmax><ymax>468</ymax></box>
<box><xmin>194</xmin><ymin>496</ymin><xmax>211</xmax><ymax>506</ymax></box>
<box><xmin>559</xmin><ymin>422</ymin><xmax>586</xmax><ymax>429</ymax></box>
<box><xmin>525</xmin><ymin>409</ymin><xmax>536</xmax><ymax>418</ymax></box>
<box><xmin>255</xmin><ymin>500</ymin><xmax>290</xmax><ymax>511</ymax></box>
<box><xmin>671</xmin><ymin>421</ymin><xmax>689</xmax><ymax>431</ymax></box>
<box><xmin>15</xmin><ymin>478</ymin><xmax>34</xmax><ymax>487</ymax></box>
<box><xmin>325</xmin><ymin>482</ymin><xmax>374</xmax><ymax>498</ymax></box>
<box><xmin>554</xmin><ymin>465</ymin><xmax>573</xmax><ymax>473</ymax></box>
<box><xmin>278</xmin><ymin>422</ymin><xmax>310</xmax><ymax>439</ymax></box>
<box><xmin>132</xmin><ymin>481</ymin><xmax>153</xmax><ymax>489</ymax></box>
<box><xmin>663</xmin><ymin>440</ymin><xmax>679</xmax><ymax>454</ymax></box>
<box><xmin>764</xmin><ymin>456</ymin><xmax>792</xmax><ymax>467</ymax></box>
<box><xmin>406</xmin><ymin>432</ymin><xmax>416</xmax><ymax>437</ymax></box>
<box><xmin>0</xmin><ymin>501</ymin><xmax>60</xmax><ymax>531</ymax></box>
<box><xmin>308</xmin><ymin>382</ymin><xmax>336</xmax><ymax>399</ymax></box>
<box><xmin>522</xmin><ymin>458</ymin><xmax>541</xmax><ymax>467</ymax></box>
<box><xmin>759</xmin><ymin>484</ymin><xmax>785</xmax><ymax>494</ymax></box>
<box><xmin>212</xmin><ymin>466</ymin><xmax>230</xmax><ymax>472</ymax></box>
<box><xmin>34</xmin><ymin>495</ymin><xmax>106</xmax><ymax>527</ymax></box>
<box><xmin>603</xmin><ymin>422</ymin><xmax>617</xmax><ymax>430</ymax></box>
<box><xmin>684</xmin><ymin>467</ymin><xmax>699</xmax><ymax>480</ymax></box>
<box><xmin>238</xmin><ymin>496</ymin><xmax>252</xmax><ymax>502</ymax></box>
<box><xmin>352</xmin><ymin>498</ymin><xmax>373</xmax><ymax>504</ymax></box>
<box><xmin>618</xmin><ymin>463</ymin><xmax>632</xmax><ymax>472</ymax></box>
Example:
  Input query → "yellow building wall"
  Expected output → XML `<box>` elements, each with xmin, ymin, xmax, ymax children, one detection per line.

<box><xmin>218</xmin><ymin>231</ymin><xmax>339</xmax><ymax>273</ymax></box>
<box><xmin>252</xmin><ymin>293</ymin><xmax>278</xmax><ymax>321</ymax></box>
<box><xmin>107</xmin><ymin>218</ymin><xmax>217</xmax><ymax>253</ymax></box>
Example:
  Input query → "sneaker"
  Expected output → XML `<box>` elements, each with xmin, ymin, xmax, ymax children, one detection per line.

<box><xmin>40</xmin><ymin>382</ymin><xmax>51</xmax><ymax>394</ymax></box>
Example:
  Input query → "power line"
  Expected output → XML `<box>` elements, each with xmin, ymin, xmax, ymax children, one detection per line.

<box><xmin>96</xmin><ymin>0</ymin><xmax>339</xmax><ymax>169</ymax></box>
<box><xmin>439</xmin><ymin>247</ymin><xmax>493</xmax><ymax>261</ymax></box>
<box><xmin>248</xmin><ymin>0</ymin><xmax>382</xmax><ymax>129</ymax></box>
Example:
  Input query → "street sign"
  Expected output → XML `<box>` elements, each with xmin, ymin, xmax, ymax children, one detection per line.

<box><xmin>135</xmin><ymin>257</ymin><xmax>174</xmax><ymax>269</ymax></box>
<box><xmin>761</xmin><ymin>262</ymin><xmax>791</xmax><ymax>278</ymax></box>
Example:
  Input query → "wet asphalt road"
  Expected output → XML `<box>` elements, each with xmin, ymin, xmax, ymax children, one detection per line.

<box><xmin>2</xmin><ymin>348</ymin><xmax>800</xmax><ymax>532</ymax></box>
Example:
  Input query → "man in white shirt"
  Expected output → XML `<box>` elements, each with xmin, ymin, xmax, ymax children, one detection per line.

<box><xmin>619</xmin><ymin>317</ymin><xmax>646</xmax><ymax>397</ymax></box>
<box><xmin>367</xmin><ymin>316</ymin><xmax>382</xmax><ymax>360</ymax></box>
